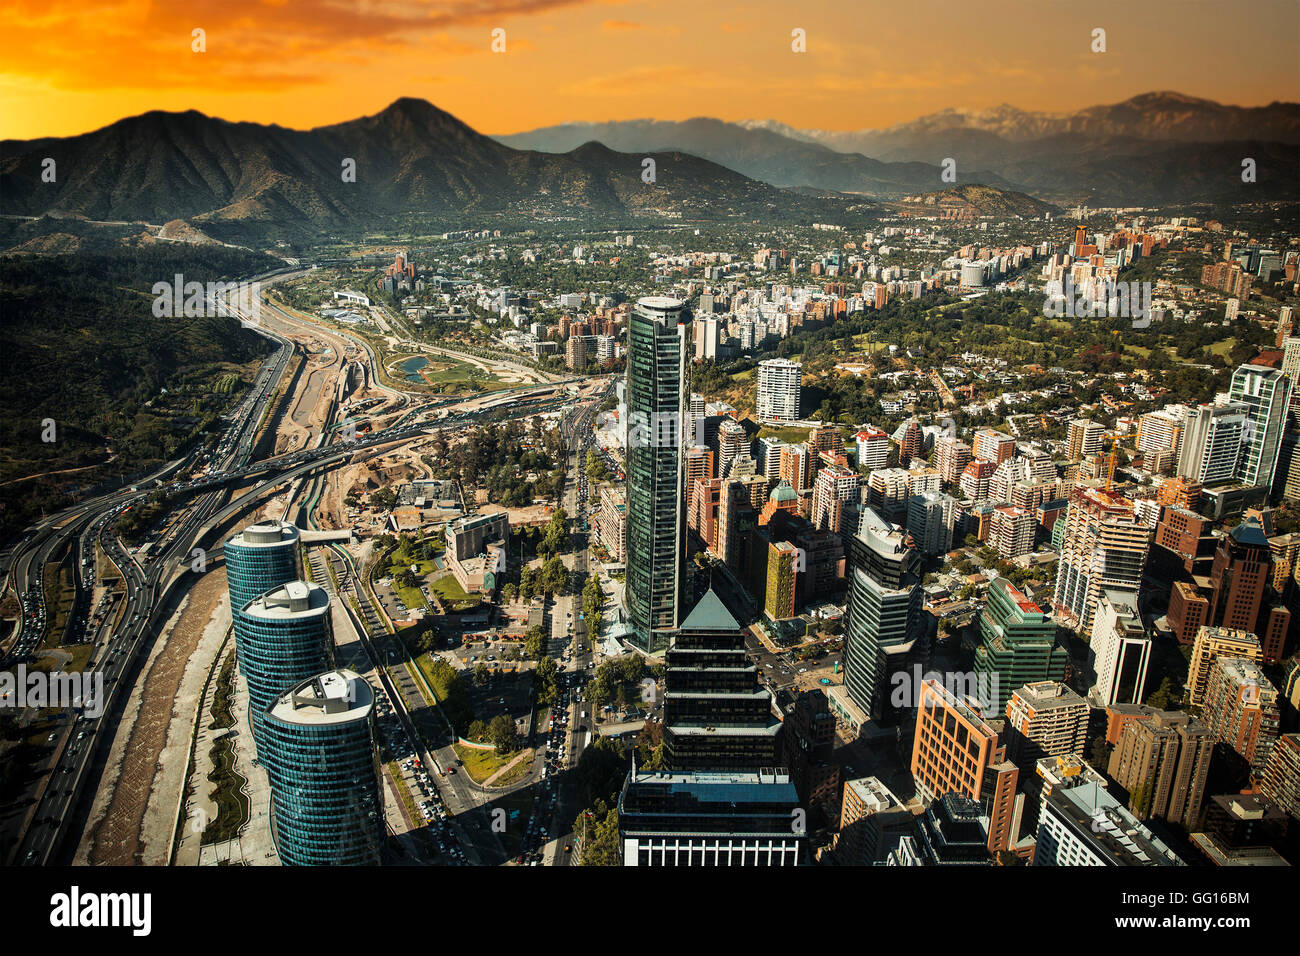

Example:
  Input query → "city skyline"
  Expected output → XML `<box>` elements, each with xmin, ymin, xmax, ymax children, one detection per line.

<box><xmin>3</xmin><ymin>0</ymin><xmax>1299</xmax><ymax>140</ymax></box>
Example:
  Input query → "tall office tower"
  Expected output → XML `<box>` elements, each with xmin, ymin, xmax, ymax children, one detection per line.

<box><xmin>1176</xmin><ymin>402</ymin><xmax>1247</xmax><ymax>485</ymax></box>
<box><xmin>1108</xmin><ymin>710</ymin><xmax>1213</xmax><ymax>828</ymax></box>
<box><xmin>896</xmin><ymin>420</ymin><xmax>924</xmax><ymax>467</ymax></box>
<box><xmin>625</xmin><ymin>296</ymin><xmax>689</xmax><ymax>653</ymax></box>
<box><xmin>716</xmin><ymin>476</ymin><xmax>764</xmax><ymax>576</ymax></box>
<box><xmin>973</xmin><ymin>428</ymin><xmax>1016</xmax><ymax>464</ymax></box>
<box><xmin>617</xmin><ymin>767</ymin><xmax>803</xmax><ymax>865</ymax></box>
<box><xmin>1066</xmin><ymin>419</ymin><xmax>1106</xmax><ymax>460</ymax></box>
<box><xmin>235</xmin><ymin>580</ymin><xmax>334</xmax><ymax>748</ymax></box>
<box><xmin>987</xmin><ymin>505</ymin><xmax>1036</xmax><ymax>559</ymax></box>
<box><xmin>842</xmin><ymin>508</ymin><xmax>926</xmax><ymax>721</ymax></box>
<box><xmin>780</xmin><ymin>690</ymin><xmax>841</xmax><ymax>822</ymax></box>
<box><xmin>755</xmin><ymin>358</ymin><xmax>802</xmax><ymax>424</ymax></box>
<box><xmin>973</xmin><ymin>578</ymin><xmax>1068</xmax><ymax>715</ymax></box>
<box><xmin>1088</xmin><ymin>588</ymin><xmax>1151</xmax><ymax>707</ymax></box>
<box><xmin>1186</xmin><ymin>625</ymin><xmax>1262</xmax><ymax>708</ymax></box>
<box><xmin>1004</xmin><ymin>681</ymin><xmax>1090</xmax><ymax>769</ymax></box>
<box><xmin>1204</xmin><ymin>517</ymin><xmax>1292</xmax><ymax>665</ymax></box>
<box><xmin>261</xmin><ymin>669</ymin><xmax>384</xmax><ymax>866</ymax></box>
<box><xmin>1200</xmin><ymin>657</ymin><xmax>1280</xmax><ymax>777</ymax></box>
<box><xmin>1136</xmin><ymin>406</ymin><xmax>1188</xmax><ymax>460</ymax></box>
<box><xmin>778</xmin><ymin>442</ymin><xmax>811</xmax><ymax>493</ymax></box>
<box><xmin>716</xmin><ymin>417</ymin><xmax>749</xmax><ymax>479</ymax></box>
<box><xmin>1035</xmin><ymin>775</ymin><xmax>1184</xmax><ymax>866</ymax></box>
<box><xmin>1282</xmin><ymin>336</ymin><xmax>1300</xmax><ymax>409</ymax></box>
<box><xmin>835</xmin><ymin>776</ymin><xmax>911</xmax><ymax>865</ymax></box>
<box><xmin>1259</xmin><ymin>733</ymin><xmax>1300</xmax><ymax>818</ymax></box>
<box><xmin>662</xmin><ymin>588</ymin><xmax>782</xmax><ymax>772</ymax></box>
<box><xmin>1052</xmin><ymin>487</ymin><xmax>1153</xmax><ymax>633</ymax></box>
<box><xmin>933</xmin><ymin>437</ymin><xmax>972</xmax><ymax>485</ymax></box>
<box><xmin>855</xmin><ymin>427</ymin><xmax>891</xmax><ymax>470</ymax></box>
<box><xmin>1230</xmin><ymin>362</ymin><xmax>1291</xmax><ymax>489</ymax></box>
<box><xmin>225</xmin><ymin>521</ymin><xmax>300</xmax><ymax>615</ymax></box>
<box><xmin>688</xmin><ymin>392</ymin><xmax>706</xmax><ymax>441</ymax></box>
<box><xmin>906</xmin><ymin>491</ymin><xmax>956</xmax><ymax>556</ymax></box>
<box><xmin>810</xmin><ymin>464</ymin><xmax>860</xmax><ymax>534</ymax></box>
<box><xmin>911</xmin><ymin>680</ymin><xmax>1021</xmax><ymax>856</ymax></box>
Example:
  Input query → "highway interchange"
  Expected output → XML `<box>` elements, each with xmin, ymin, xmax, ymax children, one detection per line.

<box><xmin>0</xmin><ymin>267</ymin><xmax>611</xmax><ymax>867</ymax></box>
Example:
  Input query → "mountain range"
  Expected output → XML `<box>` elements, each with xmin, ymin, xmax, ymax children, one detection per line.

<box><xmin>500</xmin><ymin>92</ymin><xmax>1300</xmax><ymax>206</ymax></box>
<box><xmin>0</xmin><ymin>99</ymin><xmax>869</xmax><ymax>245</ymax></box>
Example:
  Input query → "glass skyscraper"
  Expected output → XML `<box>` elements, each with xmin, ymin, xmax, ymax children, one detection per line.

<box><xmin>663</xmin><ymin>588</ymin><xmax>782</xmax><ymax>772</ymax></box>
<box><xmin>842</xmin><ymin>507</ymin><xmax>926</xmax><ymax>721</ymax></box>
<box><xmin>225</xmin><ymin>521</ymin><xmax>300</xmax><ymax>613</ymax></box>
<box><xmin>1229</xmin><ymin>362</ymin><xmax>1291</xmax><ymax>489</ymax></box>
<box><xmin>624</xmin><ymin>295</ymin><xmax>690</xmax><ymax>653</ymax></box>
<box><xmin>261</xmin><ymin>669</ymin><xmax>384</xmax><ymax>865</ymax></box>
<box><xmin>235</xmin><ymin>580</ymin><xmax>334</xmax><ymax>748</ymax></box>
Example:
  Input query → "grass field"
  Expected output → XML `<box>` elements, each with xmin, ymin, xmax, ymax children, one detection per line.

<box><xmin>453</xmin><ymin>742</ymin><xmax>515</xmax><ymax>783</ymax></box>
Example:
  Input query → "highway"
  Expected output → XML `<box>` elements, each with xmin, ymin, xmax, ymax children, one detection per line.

<box><xmin>0</xmin><ymin>267</ymin><xmax>609</xmax><ymax>867</ymax></box>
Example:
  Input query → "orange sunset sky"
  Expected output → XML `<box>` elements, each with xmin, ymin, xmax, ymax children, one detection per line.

<box><xmin>2</xmin><ymin>0</ymin><xmax>1298</xmax><ymax>141</ymax></box>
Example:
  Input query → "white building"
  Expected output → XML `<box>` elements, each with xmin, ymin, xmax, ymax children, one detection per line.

<box><xmin>756</xmin><ymin>358</ymin><xmax>802</xmax><ymax>424</ymax></box>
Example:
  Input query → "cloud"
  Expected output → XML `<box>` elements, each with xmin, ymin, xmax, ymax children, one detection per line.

<box><xmin>601</xmin><ymin>19</ymin><xmax>643</xmax><ymax>31</ymax></box>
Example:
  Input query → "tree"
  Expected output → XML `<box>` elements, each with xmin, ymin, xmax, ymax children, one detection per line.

<box><xmin>519</xmin><ymin>566</ymin><xmax>537</xmax><ymax>601</ymax></box>
<box><xmin>541</xmin><ymin>554</ymin><xmax>569</xmax><ymax>595</ymax></box>
<box><xmin>468</xmin><ymin>719</ymin><xmax>488</xmax><ymax>740</ymax></box>
<box><xmin>524</xmin><ymin>625</ymin><xmax>548</xmax><ymax>660</ymax></box>
<box><xmin>502</xmin><ymin>582</ymin><xmax>518</xmax><ymax>603</ymax></box>
<box><xmin>487</xmin><ymin>713</ymin><xmax>517</xmax><ymax>753</ymax></box>
<box><xmin>535</xmin><ymin>656</ymin><xmax>559</xmax><ymax>705</ymax></box>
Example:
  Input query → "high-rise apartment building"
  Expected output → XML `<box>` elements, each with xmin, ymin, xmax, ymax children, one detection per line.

<box><xmin>1200</xmin><ymin>657</ymin><xmax>1280</xmax><ymax>776</ymax></box>
<box><xmin>1052</xmin><ymin>487</ymin><xmax>1153</xmax><ymax>633</ymax></box>
<box><xmin>1186</xmin><ymin>625</ymin><xmax>1262</xmax><ymax>708</ymax></box>
<box><xmin>1108</xmin><ymin>709</ymin><xmax>1213</xmax><ymax>828</ymax></box>
<box><xmin>906</xmin><ymin>491</ymin><xmax>956</xmax><ymax>556</ymax></box>
<box><xmin>1066</xmin><ymin>419</ymin><xmax>1106</xmax><ymax>460</ymax></box>
<box><xmin>1177</xmin><ymin>403</ymin><xmax>1247</xmax><ymax>486</ymax></box>
<box><xmin>756</xmin><ymin>358</ymin><xmax>802</xmax><ymax>425</ymax></box>
<box><xmin>1230</xmin><ymin>362</ymin><xmax>1291</xmax><ymax>489</ymax></box>
<box><xmin>716</xmin><ymin>417</ymin><xmax>749</xmax><ymax>479</ymax></box>
<box><xmin>624</xmin><ymin>296</ymin><xmax>689</xmax><ymax>653</ymax></box>
<box><xmin>934</xmin><ymin>437</ymin><xmax>972</xmax><ymax>486</ymax></box>
<box><xmin>973</xmin><ymin>428</ymin><xmax>1016</xmax><ymax>465</ymax></box>
<box><xmin>1259</xmin><ymin>733</ymin><xmax>1300</xmax><ymax>819</ymax></box>
<box><xmin>1136</xmin><ymin>406</ymin><xmax>1188</xmax><ymax>460</ymax></box>
<box><xmin>988</xmin><ymin>505</ymin><xmax>1036</xmax><ymax>559</ymax></box>
<box><xmin>856</xmin><ymin>427</ymin><xmax>891</xmax><ymax>471</ymax></box>
<box><xmin>261</xmin><ymin>669</ymin><xmax>384</xmax><ymax>866</ymax></box>
<box><xmin>1088</xmin><ymin>588</ymin><xmax>1151</xmax><ymax>707</ymax></box>
<box><xmin>1004</xmin><ymin>681</ymin><xmax>1090</xmax><ymax>769</ymax></box>
<box><xmin>810</xmin><ymin>464</ymin><xmax>860</xmax><ymax>535</ymax></box>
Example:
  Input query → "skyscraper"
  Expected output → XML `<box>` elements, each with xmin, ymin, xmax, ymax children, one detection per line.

<box><xmin>261</xmin><ymin>669</ymin><xmax>384</xmax><ymax>865</ymax></box>
<box><xmin>1177</xmin><ymin>403</ymin><xmax>1247</xmax><ymax>486</ymax></box>
<box><xmin>225</xmin><ymin>521</ymin><xmax>300</xmax><ymax>615</ymax></box>
<box><xmin>1052</xmin><ymin>486</ymin><xmax>1153</xmax><ymax>632</ymax></box>
<box><xmin>1088</xmin><ymin>588</ymin><xmax>1151</xmax><ymax>707</ymax></box>
<box><xmin>663</xmin><ymin>588</ymin><xmax>782</xmax><ymax>772</ymax></box>
<box><xmin>1230</xmin><ymin>361</ymin><xmax>1291</xmax><ymax>489</ymax></box>
<box><xmin>1108</xmin><ymin>709</ymin><xmax>1213</xmax><ymax>828</ymax></box>
<box><xmin>235</xmin><ymin>580</ymin><xmax>334</xmax><ymax>747</ymax></box>
<box><xmin>974</xmin><ymin>578</ymin><xmax>1068</xmax><ymax>714</ymax></box>
<box><xmin>756</xmin><ymin>358</ymin><xmax>802</xmax><ymax>424</ymax></box>
<box><xmin>911</xmin><ymin>679</ymin><xmax>1021</xmax><ymax>855</ymax></box>
<box><xmin>843</xmin><ymin>508</ymin><xmax>926</xmax><ymax>721</ymax></box>
<box><xmin>624</xmin><ymin>296</ymin><xmax>690</xmax><ymax>653</ymax></box>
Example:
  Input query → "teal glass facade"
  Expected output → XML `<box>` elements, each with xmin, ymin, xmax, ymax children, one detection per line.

<box><xmin>234</xmin><ymin>582</ymin><xmax>333</xmax><ymax>748</ymax></box>
<box><xmin>262</xmin><ymin>671</ymin><xmax>384</xmax><ymax>866</ymax></box>
<box><xmin>225</xmin><ymin>522</ymin><xmax>299</xmax><ymax>613</ymax></box>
